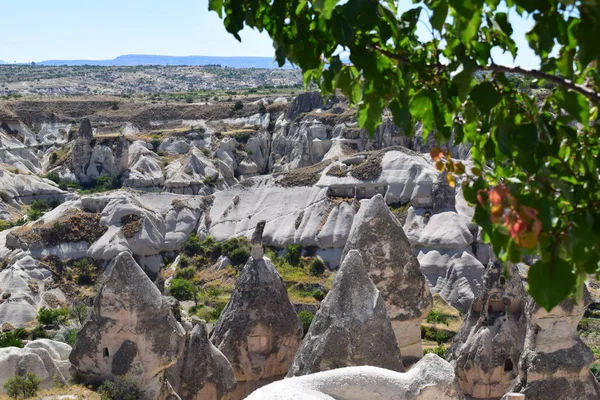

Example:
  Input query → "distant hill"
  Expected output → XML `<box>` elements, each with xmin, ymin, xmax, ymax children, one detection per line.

<box><xmin>0</xmin><ymin>60</ymin><xmax>7</xmax><ymax>64</ymax></box>
<box><xmin>37</xmin><ymin>54</ymin><xmax>294</xmax><ymax>69</ymax></box>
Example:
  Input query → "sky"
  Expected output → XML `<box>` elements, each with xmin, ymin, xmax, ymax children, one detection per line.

<box><xmin>1</xmin><ymin>0</ymin><xmax>539</xmax><ymax>69</ymax></box>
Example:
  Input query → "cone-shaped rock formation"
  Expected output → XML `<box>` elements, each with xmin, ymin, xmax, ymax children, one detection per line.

<box><xmin>288</xmin><ymin>249</ymin><xmax>404</xmax><ymax>376</ymax></box>
<box><xmin>210</xmin><ymin>251</ymin><xmax>303</xmax><ymax>399</ymax></box>
<box><xmin>341</xmin><ymin>194</ymin><xmax>432</xmax><ymax>364</ymax></box>
<box><xmin>448</xmin><ymin>261</ymin><xmax>527</xmax><ymax>398</ymax></box>
<box><xmin>69</xmin><ymin>252</ymin><xmax>186</xmax><ymax>399</ymax></box>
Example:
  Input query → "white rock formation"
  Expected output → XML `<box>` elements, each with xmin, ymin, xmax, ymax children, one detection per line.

<box><xmin>247</xmin><ymin>354</ymin><xmax>465</xmax><ymax>400</ymax></box>
<box><xmin>0</xmin><ymin>255</ymin><xmax>66</xmax><ymax>327</ymax></box>
<box><xmin>0</xmin><ymin>340</ymin><xmax>72</xmax><ymax>394</ymax></box>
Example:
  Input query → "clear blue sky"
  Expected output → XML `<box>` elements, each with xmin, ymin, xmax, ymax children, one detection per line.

<box><xmin>1</xmin><ymin>0</ymin><xmax>539</xmax><ymax>69</ymax></box>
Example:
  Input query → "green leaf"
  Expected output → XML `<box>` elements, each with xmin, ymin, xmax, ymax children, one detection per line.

<box><xmin>314</xmin><ymin>0</ymin><xmax>338</xmax><ymax>20</ymax></box>
<box><xmin>554</xmin><ymin>90</ymin><xmax>589</xmax><ymax>126</ymax></box>
<box><xmin>452</xmin><ymin>60</ymin><xmax>477</xmax><ymax>101</ymax></box>
<box><xmin>430</xmin><ymin>2</ymin><xmax>449</xmax><ymax>31</ymax></box>
<box><xmin>208</xmin><ymin>0</ymin><xmax>223</xmax><ymax>18</ymax></box>
<box><xmin>470</xmin><ymin>82</ymin><xmax>501</xmax><ymax>113</ymax></box>
<box><xmin>409</xmin><ymin>90</ymin><xmax>434</xmax><ymax>133</ymax></box>
<box><xmin>528</xmin><ymin>259</ymin><xmax>576</xmax><ymax>311</ymax></box>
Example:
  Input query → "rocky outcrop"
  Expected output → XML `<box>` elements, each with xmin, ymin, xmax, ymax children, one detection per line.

<box><xmin>69</xmin><ymin>252</ymin><xmax>186</xmax><ymax>400</ymax></box>
<box><xmin>0</xmin><ymin>255</ymin><xmax>66</xmax><ymax>327</ymax></box>
<box><xmin>210</xmin><ymin>252</ymin><xmax>303</xmax><ymax>399</ymax></box>
<box><xmin>123</xmin><ymin>140</ymin><xmax>164</xmax><ymax>188</ymax></box>
<box><xmin>341</xmin><ymin>194</ymin><xmax>432</xmax><ymax>364</ymax></box>
<box><xmin>0</xmin><ymin>165</ymin><xmax>69</xmax><ymax>204</ymax></box>
<box><xmin>507</xmin><ymin>274</ymin><xmax>600</xmax><ymax>400</ymax></box>
<box><xmin>448</xmin><ymin>262</ymin><xmax>527</xmax><ymax>398</ymax></box>
<box><xmin>0</xmin><ymin>340</ymin><xmax>71</xmax><ymax>394</ymax></box>
<box><xmin>288</xmin><ymin>250</ymin><xmax>404</xmax><ymax>376</ymax></box>
<box><xmin>164</xmin><ymin>147</ymin><xmax>220</xmax><ymax>195</ymax></box>
<box><xmin>248</xmin><ymin>354</ymin><xmax>465</xmax><ymax>400</ymax></box>
<box><xmin>72</xmin><ymin>119</ymin><xmax>129</xmax><ymax>184</ymax></box>
<box><xmin>165</xmin><ymin>319</ymin><xmax>236</xmax><ymax>400</ymax></box>
<box><xmin>405</xmin><ymin>198</ymin><xmax>486</xmax><ymax>313</ymax></box>
<box><xmin>285</xmin><ymin>92</ymin><xmax>332</xmax><ymax>121</ymax></box>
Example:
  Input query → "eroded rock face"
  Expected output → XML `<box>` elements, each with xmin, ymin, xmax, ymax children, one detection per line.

<box><xmin>72</xmin><ymin>119</ymin><xmax>129</xmax><ymax>184</ymax></box>
<box><xmin>210</xmin><ymin>255</ymin><xmax>303</xmax><ymax>399</ymax></box>
<box><xmin>165</xmin><ymin>319</ymin><xmax>236</xmax><ymax>400</ymax></box>
<box><xmin>69</xmin><ymin>252</ymin><xmax>186</xmax><ymax>400</ymax></box>
<box><xmin>507</xmin><ymin>281</ymin><xmax>600</xmax><ymax>400</ymax></box>
<box><xmin>0</xmin><ymin>255</ymin><xmax>66</xmax><ymax>328</ymax></box>
<box><xmin>288</xmin><ymin>250</ymin><xmax>404</xmax><ymax>377</ymax></box>
<box><xmin>341</xmin><ymin>194</ymin><xmax>432</xmax><ymax>364</ymax></box>
<box><xmin>248</xmin><ymin>354</ymin><xmax>465</xmax><ymax>400</ymax></box>
<box><xmin>448</xmin><ymin>262</ymin><xmax>527</xmax><ymax>398</ymax></box>
<box><xmin>0</xmin><ymin>340</ymin><xmax>71</xmax><ymax>394</ymax></box>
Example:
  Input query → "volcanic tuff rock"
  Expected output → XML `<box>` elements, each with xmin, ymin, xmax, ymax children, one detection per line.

<box><xmin>405</xmin><ymin>185</ymin><xmax>487</xmax><ymax>313</ymax></box>
<box><xmin>69</xmin><ymin>252</ymin><xmax>186</xmax><ymax>400</ymax></box>
<box><xmin>165</xmin><ymin>319</ymin><xmax>236</xmax><ymax>400</ymax></box>
<box><xmin>448</xmin><ymin>262</ymin><xmax>527</xmax><ymax>399</ymax></box>
<box><xmin>288</xmin><ymin>250</ymin><xmax>404</xmax><ymax>377</ymax></box>
<box><xmin>72</xmin><ymin>118</ymin><xmax>129</xmax><ymax>184</ymax></box>
<box><xmin>0</xmin><ymin>255</ymin><xmax>66</xmax><ymax>328</ymax></box>
<box><xmin>210</xmin><ymin>254</ymin><xmax>303</xmax><ymax>399</ymax></box>
<box><xmin>341</xmin><ymin>194</ymin><xmax>432</xmax><ymax>364</ymax></box>
<box><xmin>248</xmin><ymin>354</ymin><xmax>465</xmax><ymax>400</ymax></box>
<box><xmin>506</xmin><ymin>270</ymin><xmax>600</xmax><ymax>400</ymax></box>
<box><xmin>0</xmin><ymin>164</ymin><xmax>69</xmax><ymax>205</ymax></box>
<box><xmin>0</xmin><ymin>340</ymin><xmax>72</xmax><ymax>394</ymax></box>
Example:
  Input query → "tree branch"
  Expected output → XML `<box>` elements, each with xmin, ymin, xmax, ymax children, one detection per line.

<box><xmin>372</xmin><ymin>45</ymin><xmax>600</xmax><ymax>104</ymax></box>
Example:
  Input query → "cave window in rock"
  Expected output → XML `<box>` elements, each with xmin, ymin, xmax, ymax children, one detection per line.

<box><xmin>499</xmin><ymin>276</ymin><xmax>506</xmax><ymax>286</ymax></box>
<box><xmin>504</xmin><ymin>358</ymin><xmax>514</xmax><ymax>372</ymax></box>
<box><xmin>103</xmin><ymin>348</ymin><xmax>109</xmax><ymax>358</ymax></box>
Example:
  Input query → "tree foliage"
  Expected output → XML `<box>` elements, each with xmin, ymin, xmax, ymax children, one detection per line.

<box><xmin>210</xmin><ymin>0</ymin><xmax>600</xmax><ymax>310</ymax></box>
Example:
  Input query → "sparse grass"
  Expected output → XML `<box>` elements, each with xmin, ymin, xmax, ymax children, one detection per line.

<box><xmin>0</xmin><ymin>384</ymin><xmax>101</xmax><ymax>400</ymax></box>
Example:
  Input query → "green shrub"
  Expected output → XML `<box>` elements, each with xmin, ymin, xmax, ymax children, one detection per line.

<box><xmin>92</xmin><ymin>175</ymin><xmax>121</xmax><ymax>192</ymax></box>
<box><xmin>592</xmin><ymin>363</ymin><xmax>600</xmax><ymax>381</ymax></box>
<box><xmin>98</xmin><ymin>376</ymin><xmax>140</xmax><ymax>400</ymax></box>
<box><xmin>285</xmin><ymin>245</ymin><xmax>301</xmax><ymax>266</ymax></box>
<box><xmin>72</xmin><ymin>258</ymin><xmax>96</xmax><ymax>285</ymax></box>
<box><xmin>229</xmin><ymin>247</ymin><xmax>250</xmax><ymax>268</ymax></box>
<box><xmin>0</xmin><ymin>328</ymin><xmax>27</xmax><ymax>348</ymax></box>
<box><xmin>232</xmin><ymin>100</ymin><xmax>244</xmax><ymax>111</ymax></box>
<box><xmin>298</xmin><ymin>310</ymin><xmax>314</xmax><ymax>337</ymax></box>
<box><xmin>311</xmin><ymin>289</ymin><xmax>325</xmax><ymax>301</ymax></box>
<box><xmin>420</xmin><ymin>325</ymin><xmax>454</xmax><ymax>345</ymax></box>
<box><xmin>26</xmin><ymin>207</ymin><xmax>43</xmax><ymax>221</ymax></box>
<box><xmin>424</xmin><ymin>344</ymin><xmax>447</xmax><ymax>358</ymax></box>
<box><xmin>0</xmin><ymin>220</ymin><xmax>12</xmax><ymax>232</ymax></box>
<box><xmin>175</xmin><ymin>266</ymin><xmax>196</xmax><ymax>280</ymax></box>
<box><xmin>49</xmin><ymin>152</ymin><xmax>58</xmax><ymax>165</ymax></box>
<box><xmin>3</xmin><ymin>373</ymin><xmax>41</xmax><ymax>399</ymax></box>
<box><xmin>69</xmin><ymin>303</ymin><xmax>90</xmax><ymax>325</ymax></box>
<box><xmin>309</xmin><ymin>258</ymin><xmax>325</xmax><ymax>276</ymax></box>
<box><xmin>179</xmin><ymin>255</ymin><xmax>191</xmax><ymax>268</ymax></box>
<box><xmin>45</xmin><ymin>171</ymin><xmax>60</xmax><ymax>183</ymax></box>
<box><xmin>185</xmin><ymin>95</ymin><xmax>194</xmax><ymax>104</ymax></box>
<box><xmin>181</xmin><ymin>233</ymin><xmax>202</xmax><ymax>256</ymax></box>
<box><xmin>150</xmin><ymin>136</ymin><xmax>161</xmax><ymax>152</ymax></box>
<box><xmin>426</xmin><ymin>310</ymin><xmax>449</xmax><ymax>326</ymax></box>
<box><xmin>169</xmin><ymin>278</ymin><xmax>196</xmax><ymax>301</ymax></box>
<box><xmin>37</xmin><ymin>306</ymin><xmax>69</xmax><ymax>326</ymax></box>
<box><xmin>233</xmin><ymin>131</ymin><xmax>251</xmax><ymax>143</ymax></box>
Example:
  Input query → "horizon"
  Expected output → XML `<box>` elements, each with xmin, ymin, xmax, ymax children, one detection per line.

<box><xmin>2</xmin><ymin>0</ymin><xmax>540</xmax><ymax>69</ymax></box>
